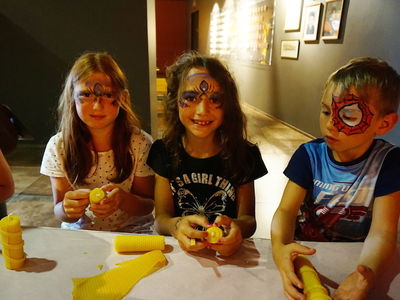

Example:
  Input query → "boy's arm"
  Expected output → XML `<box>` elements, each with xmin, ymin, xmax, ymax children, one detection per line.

<box><xmin>271</xmin><ymin>180</ymin><xmax>316</xmax><ymax>300</ymax></box>
<box><xmin>334</xmin><ymin>190</ymin><xmax>400</xmax><ymax>300</ymax></box>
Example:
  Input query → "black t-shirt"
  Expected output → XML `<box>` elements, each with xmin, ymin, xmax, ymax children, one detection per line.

<box><xmin>147</xmin><ymin>139</ymin><xmax>268</xmax><ymax>222</ymax></box>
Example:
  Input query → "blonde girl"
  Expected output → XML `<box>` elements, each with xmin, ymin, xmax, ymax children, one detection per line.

<box><xmin>41</xmin><ymin>52</ymin><xmax>154</xmax><ymax>232</ymax></box>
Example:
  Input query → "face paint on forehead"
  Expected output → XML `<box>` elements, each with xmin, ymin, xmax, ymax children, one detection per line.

<box><xmin>186</xmin><ymin>75</ymin><xmax>218</xmax><ymax>98</ymax></box>
<box><xmin>331</xmin><ymin>93</ymin><xmax>374</xmax><ymax>135</ymax></box>
<box><xmin>93</xmin><ymin>82</ymin><xmax>105</xmax><ymax>97</ymax></box>
<box><xmin>185</xmin><ymin>72</ymin><xmax>212</xmax><ymax>82</ymax></box>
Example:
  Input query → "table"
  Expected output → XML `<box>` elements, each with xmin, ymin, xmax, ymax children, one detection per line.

<box><xmin>0</xmin><ymin>227</ymin><xmax>399</xmax><ymax>299</ymax></box>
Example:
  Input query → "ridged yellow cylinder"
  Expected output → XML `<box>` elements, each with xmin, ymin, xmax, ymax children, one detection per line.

<box><xmin>294</xmin><ymin>255</ymin><xmax>332</xmax><ymax>300</ymax></box>
<box><xmin>114</xmin><ymin>235</ymin><xmax>165</xmax><ymax>253</ymax></box>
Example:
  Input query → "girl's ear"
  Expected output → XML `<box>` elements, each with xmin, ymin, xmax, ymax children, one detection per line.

<box><xmin>377</xmin><ymin>112</ymin><xmax>398</xmax><ymax>135</ymax></box>
<box><xmin>120</xmin><ymin>89</ymin><xmax>130</xmax><ymax>103</ymax></box>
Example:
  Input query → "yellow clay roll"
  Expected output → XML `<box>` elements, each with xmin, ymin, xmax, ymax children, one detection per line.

<box><xmin>89</xmin><ymin>188</ymin><xmax>105</xmax><ymax>204</ymax></box>
<box><xmin>114</xmin><ymin>235</ymin><xmax>165</xmax><ymax>253</ymax></box>
<box><xmin>294</xmin><ymin>255</ymin><xmax>332</xmax><ymax>300</ymax></box>
<box><xmin>206</xmin><ymin>226</ymin><xmax>223</xmax><ymax>244</ymax></box>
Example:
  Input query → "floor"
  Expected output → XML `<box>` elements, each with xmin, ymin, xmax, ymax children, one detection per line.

<box><xmin>4</xmin><ymin>103</ymin><xmax>311</xmax><ymax>238</ymax></box>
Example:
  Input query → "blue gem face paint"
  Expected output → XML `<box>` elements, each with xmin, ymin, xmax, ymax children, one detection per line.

<box><xmin>178</xmin><ymin>72</ymin><xmax>222</xmax><ymax>109</ymax></box>
<box><xmin>200</xmin><ymin>80</ymin><xmax>209</xmax><ymax>92</ymax></box>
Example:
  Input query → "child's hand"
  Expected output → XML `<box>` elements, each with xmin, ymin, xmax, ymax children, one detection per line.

<box><xmin>89</xmin><ymin>184</ymin><xmax>122</xmax><ymax>218</ymax></box>
<box><xmin>333</xmin><ymin>265</ymin><xmax>374</xmax><ymax>300</ymax></box>
<box><xmin>63</xmin><ymin>189</ymin><xmax>90</xmax><ymax>218</ymax></box>
<box><xmin>174</xmin><ymin>215</ymin><xmax>209</xmax><ymax>252</ymax></box>
<box><xmin>207</xmin><ymin>215</ymin><xmax>243</xmax><ymax>256</ymax></box>
<box><xmin>274</xmin><ymin>242</ymin><xmax>316</xmax><ymax>300</ymax></box>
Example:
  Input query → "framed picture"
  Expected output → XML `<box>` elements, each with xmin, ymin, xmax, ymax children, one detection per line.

<box><xmin>303</xmin><ymin>3</ymin><xmax>321</xmax><ymax>41</ymax></box>
<box><xmin>280</xmin><ymin>40</ymin><xmax>300</xmax><ymax>59</ymax></box>
<box><xmin>284</xmin><ymin>0</ymin><xmax>303</xmax><ymax>31</ymax></box>
<box><xmin>322</xmin><ymin>0</ymin><xmax>344</xmax><ymax>40</ymax></box>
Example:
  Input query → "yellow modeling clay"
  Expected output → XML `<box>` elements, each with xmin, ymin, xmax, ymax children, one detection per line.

<box><xmin>114</xmin><ymin>235</ymin><xmax>165</xmax><ymax>253</ymax></box>
<box><xmin>294</xmin><ymin>255</ymin><xmax>332</xmax><ymax>300</ymax></box>
<box><xmin>89</xmin><ymin>188</ymin><xmax>105</xmax><ymax>204</ymax></box>
<box><xmin>0</xmin><ymin>215</ymin><xmax>26</xmax><ymax>270</ymax></box>
<box><xmin>72</xmin><ymin>250</ymin><xmax>167</xmax><ymax>300</ymax></box>
<box><xmin>206</xmin><ymin>226</ymin><xmax>223</xmax><ymax>244</ymax></box>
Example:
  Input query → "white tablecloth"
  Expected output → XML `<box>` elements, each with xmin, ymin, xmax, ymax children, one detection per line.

<box><xmin>0</xmin><ymin>227</ymin><xmax>399</xmax><ymax>299</ymax></box>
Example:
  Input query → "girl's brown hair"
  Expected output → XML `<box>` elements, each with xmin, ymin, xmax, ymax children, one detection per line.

<box><xmin>164</xmin><ymin>51</ymin><xmax>256</xmax><ymax>185</ymax></box>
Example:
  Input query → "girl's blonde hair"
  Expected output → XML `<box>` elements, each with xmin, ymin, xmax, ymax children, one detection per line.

<box><xmin>58</xmin><ymin>52</ymin><xmax>140</xmax><ymax>185</ymax></box>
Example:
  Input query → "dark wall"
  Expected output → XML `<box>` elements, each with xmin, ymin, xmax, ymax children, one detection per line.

<box><xmin>0</xmin><ymin>0</ymin><xmax>151</xmax><ymax>143</ymax></box>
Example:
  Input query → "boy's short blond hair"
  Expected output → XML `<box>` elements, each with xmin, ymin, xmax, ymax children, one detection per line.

<box><xmin>325</xmin><ymin>57</ymin><xmax>400</xmax><ymax>115</ymax></box>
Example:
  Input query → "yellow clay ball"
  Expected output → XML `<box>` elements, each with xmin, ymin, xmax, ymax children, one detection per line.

<box><xmin>206</xmin><ymin>226</ymin><xmax>223</xmax><ymax>244</ymax></box>
<box><xmin>90</xmin><ymin>188</ymin><xmax>105</xmax><ymax>204</ymax></box>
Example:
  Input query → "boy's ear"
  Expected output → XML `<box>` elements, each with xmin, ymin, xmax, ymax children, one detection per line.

<box><xmin>377</xmin><ymin>112</ymin><xmax>398</xmax><ymax>135</ymax></box>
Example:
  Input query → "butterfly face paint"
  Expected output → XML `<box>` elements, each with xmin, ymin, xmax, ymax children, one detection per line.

<box><xmin>76</xmin><ymin>81</ymin><xmax>117</xmax><ymax>106</ymax></box>
<box><xmin>178</xmin><ymin>72</ymin><xmax>222</xmax><ymax>109</ymax></box>
<box><xmin>331</xmin><ymin>94</ymin><xmax>374</xmax><ymax>135</ymax></box>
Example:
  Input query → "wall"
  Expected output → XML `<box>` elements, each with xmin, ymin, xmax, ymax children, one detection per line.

<box><xmin>155</xmin><ymin>0</ymin><xmax>188</xmax><ymax>74</ymax></box>
<box><xmin>189</xmin><ymin>0</ymin><xmax>400</xmax><ymax>145</ymax></box>
<box><xmin>0</xmin><ymin>0</ymin><xmax>154</xmax><ymax>143</ymax></box>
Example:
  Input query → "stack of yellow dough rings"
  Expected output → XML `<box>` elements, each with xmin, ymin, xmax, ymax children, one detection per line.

<box><xmin>0</xmin><ymin>215</ymin><xmax>26</xmax><ymax>270</ymax></box>
<box><xmin>294</xmin><ymin>255</ymin><xmax>332</xmax><ymax>300</ymax></box>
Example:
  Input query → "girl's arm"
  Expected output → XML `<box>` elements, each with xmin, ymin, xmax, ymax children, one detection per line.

<box><xmin>209</xmin><ymin>181</ymin><xmax>256</xmax><ymax>256</ymax></box>
<box><xmin>153</xmin><ymin>174</ymin><xmax>179</xmax><ymax>235</ymax></box>
<box><xmin>91</xmin><ymin>175</ymin><xmax>155</xmax><ymax>218</ymax></box>
<box><xmin>271</xmin><ymin>180</ymin><xmax>316</xmax><ymax>300</ymax></box>
<box><xmin>333</xmin><ymin>190</ymin><xmax>400</xmax><ymax>300</ymax></box>
<box><xmin>118</xmin><ymin>175</ymin><xmax>155</xmax><ymax>216</ymax></box>
<box><xmin>154</xmin><ymin>174</ymin><xmax>208</xmax><ymax>251</ymax></box>
<box><xmin>234</xmin><ymin>181</ymin><xmax>257</xmax><ymax>238</ymax></box>
<box><xmin>50</xmin><ymin>176</ymin><xmax>89</xmax><ymax>222</ymax></box>
<box><xmin>0</xmin><ymin>150</ymin><xmax>14</xmax><ymax>202</ymax></box>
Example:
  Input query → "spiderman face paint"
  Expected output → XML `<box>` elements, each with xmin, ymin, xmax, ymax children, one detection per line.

<box><xmin>178</xmin><ymin>72</ymin><xmax>222</xmax><ymax>109</ymax></box>
<box><xmin>331</xmin><ymin>94</ymin><xmax>374</xmax><ymax>135</ymax></box>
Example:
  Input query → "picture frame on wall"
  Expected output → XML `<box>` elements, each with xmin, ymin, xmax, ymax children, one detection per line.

<box><xmin>284</xmin><ymin>0</ymin><xmax>303</xmax><ymax>31</ymax></box>
<box><xmin>280</xmin><ymin>40</ymin><xmax>300</xmax><ymax>59</ymax></box>
<box><xmin>303</xmin><ymin>3</ymin><xmax>321</xmax><ymax>41</ymax></box>
<box><xmin>322</xmin><ymin>0</ymin><xmax>344</xmax><ymax>40</ymax></box>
